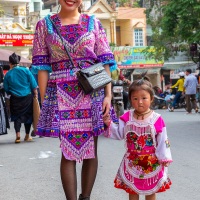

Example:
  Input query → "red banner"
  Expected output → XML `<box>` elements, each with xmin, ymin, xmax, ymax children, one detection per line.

<box><xmin>118</xmin><ymin>64</ymin><xmax>163</xmax><ymax>69</ymax></box>
<box><xmin>0</xmin><ymin>33</ymin><xmax>34</xmax><ymax>47</ymax></box>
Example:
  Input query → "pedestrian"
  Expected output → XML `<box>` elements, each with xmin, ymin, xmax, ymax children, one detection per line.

<box><xmin>3</xmin><ymin>53</ymin><xmax>38</xmax><ymax>143</ymax></box>
<box><xmin>103</xmin><ymin>76</ymin><xmax>173</xmax><ymax>200</ymax></box>
<box><xmin>0</xmin><ymin>66</ymin><xmax>10</xmax><ymax>135</ymax></box>
<box><xmin>169</xmin><ymin>71</ymin><xmax>185</xmax><ymax>112</ymax></box>
<box><xmin>184</xmin><ymin>68</ymin><xmax>198</xmax><ymax>114</ymax></box>
<box><xmin>31</xmin><ymin>0</ymin><xmax>118</xmax><ymax>199</ymax></box>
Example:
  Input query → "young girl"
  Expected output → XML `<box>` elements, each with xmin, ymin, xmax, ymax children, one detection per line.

<box><xmin>103</xmin><ymin>77</ymin><xmax>172</xmax><ymax>200</ymax></box>
<box><xmin>31</xmin><ymin>0</ymin><xmax>117</xmax><ymax>199</ymax></box>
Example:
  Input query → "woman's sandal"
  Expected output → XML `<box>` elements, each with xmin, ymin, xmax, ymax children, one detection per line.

<box><xmin>78</xmin><ymin>194</ymin><xmax>90</xmax><ymax>200</ymax></box>
<box><xmin>15</xmin><ymin>137</ymin><xmax>21</xmax><ymax>143</ymax></box>
<box><xmin>24</xmin><ymin>137</ymin><xmax>33</xmax><ymax>142</ymax></box>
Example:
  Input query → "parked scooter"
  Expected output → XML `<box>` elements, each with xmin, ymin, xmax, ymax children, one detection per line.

<box><xmin>151</xmin><ymin>94</ymin><xmax>166</xmax><ymax>110</ymax></box>
<box><xmin>112</xmin><ymin>80</ymin><xmax>124</xmax><ymax>117</ymax></box>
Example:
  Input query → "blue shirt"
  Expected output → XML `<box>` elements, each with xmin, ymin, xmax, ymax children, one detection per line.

<box><xmin>3</xmin><ymin>66</ymin><xmax>38</xmax><ymax>97</ymax></box>
<box><xmin>184</xmin><ymin>74</ymin><xmax>198</xmax><ymax>95</ymax></box>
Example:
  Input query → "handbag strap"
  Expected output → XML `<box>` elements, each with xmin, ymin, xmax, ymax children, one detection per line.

<box><xmin>49</xmin><ymin>17</ymin><xmax>76</xmax><ymax>69</ymax></box>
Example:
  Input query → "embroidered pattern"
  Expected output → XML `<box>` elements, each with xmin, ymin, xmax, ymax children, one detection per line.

<box><xmin>32</xmin><ymin>13</ymin><xmax>117</xmax><ymax>162</ymax></box>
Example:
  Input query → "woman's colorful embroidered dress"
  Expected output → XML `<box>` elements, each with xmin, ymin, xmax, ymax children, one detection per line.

<box><xmin>32</xmin><ymin>14</ymin><xmax>117</xmax><ymax>162</ymax></box>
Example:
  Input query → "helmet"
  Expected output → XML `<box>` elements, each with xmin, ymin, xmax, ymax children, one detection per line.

<box><xmin>179</xmin><ymin>72</ymin><xmax>185</xmax><ymax>77</ymax></box>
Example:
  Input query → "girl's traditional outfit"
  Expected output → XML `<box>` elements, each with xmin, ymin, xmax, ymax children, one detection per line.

<box><xmin>104</xmin><ymin>110</ymin><xmax>172</xmax><ymax>195</ymax></box>
<box><xmin>31</xmin><ymin>14</ymin><xmax>117</xmax><ymax>162</ymax></box>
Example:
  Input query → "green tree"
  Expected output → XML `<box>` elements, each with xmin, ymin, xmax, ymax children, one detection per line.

<box><xmin>108</xmin><ymin>0</ymin><xmax>141</xmax><ymax>7</ymax></box>
<box><xmin>145</xmin><ymin>0</ymin><xmax>200</xmax><ymax>62</ymax></box>
<box><xmin>0</xmin><ymin>4</ymin><xmax>4</xmax><ymax>17</ymax></box>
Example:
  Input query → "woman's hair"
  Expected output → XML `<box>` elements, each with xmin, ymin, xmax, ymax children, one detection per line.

<box><xmin>78</xmin><ymin>3</ymin><xmax>83</xmax><ymax>13</ymax></box>
<box><xmin>128</xmin><ymin>71</ymin><xmax>154</xmax><ymax>101</ymax></box>
<box><xmin>9</xmin><ymin>53</ymin><xmax>21</xmax><ymax>65</ymax></box>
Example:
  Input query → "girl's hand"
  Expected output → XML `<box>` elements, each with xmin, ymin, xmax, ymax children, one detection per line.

<box><xmin>102</xmin><ymin>96</ymin><xmax>111</xmax><ymax>118</ymax></box>
<box><xmin>103</xmin><ymin>114</ymin><xmax>111</xmax><ymax>126</ymax></box>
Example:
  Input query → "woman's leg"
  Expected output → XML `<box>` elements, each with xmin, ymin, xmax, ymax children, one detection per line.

<box><xmin>60</xmin><ymin>154</ymin><xmax>77</xmax><ymax>200</ymax></box>
<box><xmin>24</xmin><ymin>123</ymin><xmax>32</xmax><ymax>141</ymax></box>
<box><xmin>129</xmin><ymin>194</ymin><xmax>139</xmax><ymax>200</ymax></box>
<box><xmin>14</xmin><ymin>119</ymin><xmax>21</xmax><ymax>142</ymax></box>
<box><xmin>145</xmin><ymin>193</ymin><xmax>156</xmax><ymax>200</ymax></box>
<box><xmin>80</xmin><ymin>136</ymin><xmax>98</xmax><ymax>198</ymax></box>
<box><xmin>24</xmin><ymin>123</ymin><xmax>31</xmax><ymax>134</ymax></box>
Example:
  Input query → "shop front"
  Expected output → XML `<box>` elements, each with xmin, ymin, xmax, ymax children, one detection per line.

<box><xmin>162</xmin><ymin>61</ymin><xmax>198</xmax><ymax>86</ymax></box>
<box><xmin>111</xmin><ymin>46</ymin><xmax>163</xmax><ymax>87</ymax></box>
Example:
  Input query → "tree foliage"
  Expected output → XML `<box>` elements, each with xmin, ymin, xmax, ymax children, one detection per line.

<box><xmin>0</xmin><ymin>4</ymin><xmax>4</xmax><ymax>17</ymax></box>
<box><xmin>145</xmin><ymin>0</ymin><xmax>200</xmax><ymax>61</ymax></box>
<box><xmin>108</xmin><ymin>0</ymin><xmax>141</xmax><ymax>8</ymax></box>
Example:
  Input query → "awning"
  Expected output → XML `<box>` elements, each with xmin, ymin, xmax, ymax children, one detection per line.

<box><xmin>162</xmin><ymin>61</ymin><xmax>195</xmax><ymax>70</ymax></box>
<box><xmin>0</xmin><ymin>49</ymin><xmax>31</xmax><ymax>67</ymax></box>
<box><xmin>132</xmin><ymin>68</ymin><xmax>161</xmax><ymax>75</ymax></box>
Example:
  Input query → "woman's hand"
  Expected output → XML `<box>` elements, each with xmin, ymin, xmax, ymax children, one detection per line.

<box><xmin>102</xmin><ymin>96</ymin><xmax>111</xmax><ymax>118</ymax></box>
<box><xmin>33</xmin><ymin>88</ymin><xmax>38</xmax><ymax>98</ymax></box>
<box><xmin>103</xmin><ymin>113</ymin><xmax>111</xmax><ymax>126</ymax></box>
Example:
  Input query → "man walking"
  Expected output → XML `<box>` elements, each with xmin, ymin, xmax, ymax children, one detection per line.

<box><xmin>184</xmin><ymin>68</ymin><xmax>198</xmax><ymax>114</ymax></box>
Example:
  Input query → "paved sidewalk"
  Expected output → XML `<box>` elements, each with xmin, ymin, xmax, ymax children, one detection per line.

<box><xmin>0</xmin><ymin>109</ymin><xmax>200</xmax><ymax>200</ymax></box>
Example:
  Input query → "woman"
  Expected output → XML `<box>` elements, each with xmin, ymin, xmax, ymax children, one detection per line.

<box><xmin>0</xmin><ymin>66</ymin><xmax>10</xmax><ymax>135</ymax></box>
<box><xmin>170</xmin><ymin>71</ymin><xmax>185</xmax><ymax>112</ymax></box>
<box><xmin>31</xmin><ymin>0</ymin><xmax>117</xmax><ymax>199</ymax></box>
<box><xmin>3</xmin><ymin>53</ymin><xmax>38</xmax><ymax>143</ymax></box>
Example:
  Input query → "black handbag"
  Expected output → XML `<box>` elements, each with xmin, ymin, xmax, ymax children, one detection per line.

<box><xmin>50</xmin><ymin>17</ymin><xmax>112</xmax><ymax>94</ymax></box>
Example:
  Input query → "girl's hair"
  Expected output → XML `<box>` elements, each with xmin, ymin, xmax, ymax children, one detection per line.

<box><xmin>128</xmin><ymin>71</ymin><xmax>154</xmax><ymax>101</ymax></box>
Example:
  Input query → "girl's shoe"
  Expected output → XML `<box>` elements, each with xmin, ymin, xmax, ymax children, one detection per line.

<box><xmin>78</xmin><ymin>194</ymin><xmax>90</xmax><ymax>200</ymax></box>
<box><xmin>195</xmin><ymin>108</ymin><xmax>198</xmax><ymax>113</ymax></box>
<box><xmin>15</xmin><ymin>137</ymin><xmax>21</xmax><ymax>143</ymax></box>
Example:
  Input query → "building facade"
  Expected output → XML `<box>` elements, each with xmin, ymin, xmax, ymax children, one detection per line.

<box><xmin>0</xmin><ymin>0</ymin><xmax>44</xmax><ymax>59</ymax></box>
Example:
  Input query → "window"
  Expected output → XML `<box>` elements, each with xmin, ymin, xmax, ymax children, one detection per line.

<box><xmin>134</xmin><ymin>29</ymin><xmax>144</xmax><ymax>46</ymax></box>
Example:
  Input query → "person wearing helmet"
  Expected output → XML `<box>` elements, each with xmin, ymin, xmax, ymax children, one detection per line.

<box><xmin>170</xmin><ymin>72</ymin><xmax>185</xmax><ymax>112</ymax></box>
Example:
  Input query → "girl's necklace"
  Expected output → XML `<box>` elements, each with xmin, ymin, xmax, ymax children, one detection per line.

<box><xmin>134</xmin><ymin>110</ymin><xmax>152</xmax><ymax>120</ymax></box>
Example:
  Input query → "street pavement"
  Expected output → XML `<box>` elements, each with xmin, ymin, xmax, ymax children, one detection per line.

<box><xmin>0</xmin><ymin>109</ymin><xmax>200</xmax><ymax>200</ymax></box>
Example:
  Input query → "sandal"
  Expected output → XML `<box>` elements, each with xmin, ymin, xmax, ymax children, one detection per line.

<box><xmin>15</xmin><ymin>137</ymin><xmax>21</xmax><ymax>143</ymax></box>
<box><xmin>78</xmin><ymin>194</ymin><xmax>90</xmax><ymax>200</ymax></box>
<box><xmin>24</xmin><ymin>136</ymin><xmax>33</xmax><ymax>142</ymax></box>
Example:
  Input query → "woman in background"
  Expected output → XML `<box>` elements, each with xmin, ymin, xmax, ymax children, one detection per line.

<box><xmin>3</xmin><ymin>53</ymin><xmax>38</xmax><ymax>143</ymax></box>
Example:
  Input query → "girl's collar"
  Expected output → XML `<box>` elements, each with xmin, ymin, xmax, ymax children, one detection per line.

<box><xmin>134</xmin><ymin>109</ymin><xmax>152</xmax><ymax>120</ymax></box>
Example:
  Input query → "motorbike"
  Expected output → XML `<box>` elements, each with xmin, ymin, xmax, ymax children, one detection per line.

<box><xmin>165</xmin><ymin>87</ymin><xmax>186</xmax><ymax>111</ymax></box>
<box><xmin>151</xmin><ymin>94</ymin><xmax>166</xmax><ymax>110</ymax></box>
<box><xmin>166</xmin><ymin>94</ymin><xmax>186</xmax><ymax>111</ymax></box>
<box><xmin>111</xmin><ymin>80</ymin><xmax>124</xmax><ymax>118</ymax></box>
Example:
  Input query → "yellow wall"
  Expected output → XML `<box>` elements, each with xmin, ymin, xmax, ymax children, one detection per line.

<box><xmin>101</xmin><ymin>19</ymin><xmax>111</xmax><ymax>43</ymax></box>
<box><xmin>116</xmin><ymin>18</ymin><xmax>146</xmax><ymax>46</ymax></box>
<box><xmin>116</xmin><ymin>20</ymin><xmax>132</xmax><ymax>46</ymax></box>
